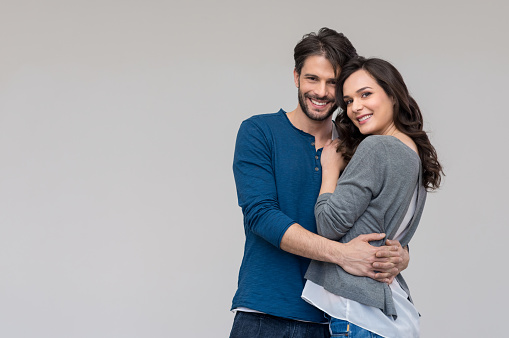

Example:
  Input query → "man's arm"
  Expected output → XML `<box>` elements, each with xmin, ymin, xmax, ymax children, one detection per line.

<box><xmin>281</xmin><ymin>223</ymin><xmax>405</xmax><ymax>281</ymax></box>
<box><xmin>233</xmin><ymin>119</ymin><xmax>297</xmax><ymax>247</ymax></box>
<box><xmin>233</xmin><ymin>119</ymin><xmax>407</xmax><ymax>281</ymax></box>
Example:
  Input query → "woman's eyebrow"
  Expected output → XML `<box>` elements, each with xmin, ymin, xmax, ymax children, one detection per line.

<box><xmin>355</xmin><ymin>86</ymin><xmax>372</xmax><ymax>93</ymax></box>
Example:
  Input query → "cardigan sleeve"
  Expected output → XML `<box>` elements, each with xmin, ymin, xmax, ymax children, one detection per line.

<box><xmin>314</xmin><ymin>136</ymin><xmax>386</xmax><ymax>240</ymax></box>
<box><xmin>233</xmin><ymin>119</ymin><xmax>296</xmax><ymax>248</ymax></box>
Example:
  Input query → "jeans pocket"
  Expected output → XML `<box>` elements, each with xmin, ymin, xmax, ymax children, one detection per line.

<box><xmin>329</xmin><ymin>317</ymin><xmax>349</xmax><ymax>337</ymax></box>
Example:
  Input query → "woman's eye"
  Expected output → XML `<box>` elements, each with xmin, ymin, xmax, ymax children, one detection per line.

<box><xmin>344</xmin><ymin>99</ymin><xmax>352</xmax><ymax>105</ymax></box>
<box><xmin>361</xmin><ymin>92</ymin><xmax>372</xmax><ymax>98</ymax></box>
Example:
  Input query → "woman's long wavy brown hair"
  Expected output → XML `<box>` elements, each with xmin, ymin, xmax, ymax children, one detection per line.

<box><xmin>335</xmin><ymin>57</ymin><xmax>443</xmax><ymax>190</ymax></box>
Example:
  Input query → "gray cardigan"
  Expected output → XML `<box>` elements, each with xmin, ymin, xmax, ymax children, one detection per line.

<box><xmin>305</xmin><ymin>135</ymin><xmax>427</xmax><ymax>318</ymax></box>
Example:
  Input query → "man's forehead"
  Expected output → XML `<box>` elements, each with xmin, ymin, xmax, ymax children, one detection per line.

<box><xmin>301</xmin><ymin>55</ymin><xmax>340</xmax><ymax>77</ymax></box>
<box><xmin>302</xmin><ymin>56</ymin><xmax>337</xmax><ymax>69</ymax></box>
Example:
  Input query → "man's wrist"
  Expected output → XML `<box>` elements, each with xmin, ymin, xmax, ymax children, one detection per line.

<box><xmin>325</xmin><ymin>240</ymin><xmax>344</xmax><ymax>266</ymax></box>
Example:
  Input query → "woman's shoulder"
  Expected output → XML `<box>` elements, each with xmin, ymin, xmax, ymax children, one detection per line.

<box><xmin>356</xmin><ymin>135</ymin><xmax>420</xmax><ymax>165</ymax></box>
<box><xmin>356</xmin><ymin>135</ymin><xmax>394</xmax><ymax>153</ymax></box>
<box><xmin>359</xmin><ymin>135</ymin><xmax>416</xmax><ymax>154</ymax></box>
<box><xmin>359</xmin><ymin>134</ymin><xmax>402</xmax><ymax>146</ymax></box>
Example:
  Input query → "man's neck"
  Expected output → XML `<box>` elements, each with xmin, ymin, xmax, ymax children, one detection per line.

<box><xmin>286</xmin><ymin>107</ymin><xmax>333</xmax><ymax>149</ymax></box>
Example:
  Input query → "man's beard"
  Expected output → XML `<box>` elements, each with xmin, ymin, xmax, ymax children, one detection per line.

<box><xmin>297</xmin><ymin>87</ymin><xmax>337</xmax><ymax>122</ymax></box>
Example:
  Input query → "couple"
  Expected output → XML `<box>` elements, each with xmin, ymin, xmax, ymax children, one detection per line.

<box><xmin>230</xmin><ymin>28</ymin><xmax>442</xmax><ymax>338</ymax></box>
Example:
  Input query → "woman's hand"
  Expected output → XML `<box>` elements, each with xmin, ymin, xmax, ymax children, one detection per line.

<box><xmin>372</xmin><ymin>240</ymin><xmax>410</xmax><ymax>284</ymax></box>
<box><xmin>319</xmin><ymin>139</ymin><xmax>346</xmax><ymax>195</ymax></box>
<box><xmin>321</xmin><ymin>139</ymin><xmax>346</xmax><ymax>173</ymax></box>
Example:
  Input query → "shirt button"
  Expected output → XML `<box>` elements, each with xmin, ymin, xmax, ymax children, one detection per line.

<box><xmin>315</xmin><ymin>156</ymin><xmax>319</xmax><ymax>160</ymax></box>
<box><xmin>315</xmin><ymin>167</ymin><xmax>319</xmax><ymax>171</ymax></box>
<box><xmin>311</xmin><ymin>142</ymin><xmax>315</xmax><ymax>146</ymax></box>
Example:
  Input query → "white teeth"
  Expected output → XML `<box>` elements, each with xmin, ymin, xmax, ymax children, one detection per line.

<box><xmin>358</xmin><ymin>115</ymin><xmax>372</xmax><ymax>122</ymax></box>
<box><xmin>311</xmin><ymin>99</ymin><xmax>327</xmax><ymax>106</ymax></box>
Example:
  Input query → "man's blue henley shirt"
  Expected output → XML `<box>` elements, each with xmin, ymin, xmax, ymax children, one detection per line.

<box><xmin>231</xmin><ymin>109</ymin><xmax>327</xmax><ymax>322</ymax></box>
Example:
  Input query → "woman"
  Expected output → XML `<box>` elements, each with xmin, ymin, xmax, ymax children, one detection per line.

<box><xmin>302</xmin><ymin>57</ymin><xmax>443</xmax><ymax>337</ymax></box>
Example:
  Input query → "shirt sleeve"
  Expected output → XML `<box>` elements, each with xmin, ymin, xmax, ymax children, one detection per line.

<box><xmin>233</xmin><ymin>119</ymin><xmax>296</xmax><ymax>248</ymax></box>
<box><xmin>314</xmin><ymin>137</ymin><xmax>386</xmax><ymax>240</ymax></box>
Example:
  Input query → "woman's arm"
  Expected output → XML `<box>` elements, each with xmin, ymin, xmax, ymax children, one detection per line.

<box><xmin>319</xmin><ymin>139</ymin><xmax>345</xmax><ymax>196</ymax></box>
<box><xmin>316</xmin><ymin>137</ymin><xmax>410</xmax><ymax>280</ymax></box>
<box><xmin>315</xmin><ymin>138</ymin><xmax>378</xmax><ymax>240</ymax></box>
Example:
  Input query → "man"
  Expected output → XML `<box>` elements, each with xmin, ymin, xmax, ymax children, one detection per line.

<box><xmin>229</xmin><ymin>28</ymin><xmax>409</xmax><ymax>338</ymax></box>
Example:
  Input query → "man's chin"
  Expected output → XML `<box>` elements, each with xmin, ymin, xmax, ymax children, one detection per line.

<box><xmin>305</xmin><ymin>106</ymin><xmax>336</xmax><ymax>122</ymax></box>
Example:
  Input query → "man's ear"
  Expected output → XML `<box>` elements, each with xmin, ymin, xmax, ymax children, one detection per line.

<box><xmin>294</xmin><ymin>69</ymin><xmax>300</xmax><ymax>88</ymax></box>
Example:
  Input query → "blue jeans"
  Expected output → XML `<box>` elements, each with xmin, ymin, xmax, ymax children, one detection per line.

<box><xmin>229</xmin><ymin>311</ymin><xmax>330</xmax><ymax>338</ymax></box>
<box><xmin>329</xmin><ymin>317</ymin><xmax>383</xmax><ymax>338</ymax></box>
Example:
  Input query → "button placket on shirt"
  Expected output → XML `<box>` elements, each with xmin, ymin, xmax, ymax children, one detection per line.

<box><xmin>313</xmin><ymin>144</ymin><xmax>322</xmax><ymax>173</ymax></box>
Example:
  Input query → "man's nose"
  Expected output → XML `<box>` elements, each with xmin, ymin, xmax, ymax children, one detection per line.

<box><xmin>314</xmin><ymin>82</ymin><xmax>327</xmax><ymax>98</ymax></box>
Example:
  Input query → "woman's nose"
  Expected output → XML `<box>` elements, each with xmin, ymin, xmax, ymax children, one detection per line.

<box><xmin>352</xmin><ymin>99</ymin><xmax>363</xmax><ymax>112</ymax></box>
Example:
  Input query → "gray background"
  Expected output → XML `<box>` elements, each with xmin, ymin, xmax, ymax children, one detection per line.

<box><xmin>1</xmin><ymin>0</ymin><xmax>507</xmax><ymax>337</ymax></box>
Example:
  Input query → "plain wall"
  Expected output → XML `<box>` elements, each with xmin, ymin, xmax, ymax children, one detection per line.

<box><xmin>1</xmin><ymin>1</ymin><xmax>507</xmax><ymax>337</ymax></box>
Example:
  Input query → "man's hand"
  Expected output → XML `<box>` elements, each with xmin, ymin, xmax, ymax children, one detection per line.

<box><xmin>280</xmin><ymin>225</ymin><xmax>410</xmax><ymax>285</ymax></box>
<box><xmin>372</xmin><ymin>239</ymin><xmax>409</xmax><ymax>284</ymax></box>
<box><xmin>335</xmin><ymin>233</ymin><xmax>388</xmax><ymax>279</ymax></box>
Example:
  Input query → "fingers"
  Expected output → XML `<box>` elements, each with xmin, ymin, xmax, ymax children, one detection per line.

<box><xmin>373</xmin><ymin>272</ymin><xmax>391</xmax><ymax>283</ymax></box>
<box><xmin>324</xmin><ymin>139</ymin><xmax>339</xmax><ymax>148</ymax></box>
<box><xmin>374</xmin><ymin>271</ymin><xmax>391</xmax><ymax>279</ymax></box>
<box><xmin>385</xmin><ymin>239</ymin><xmax>402</xmax><ymax>247</ymax></box>
<box><xmin>373</xmin><ymin>261</ymin><xmax>397</xmax><ymax>270</ymax></box>
<box><xmin>375</xmin><ymin>248</ymin><xmax>399</xmax><ymax>258</ymax></box>
<box><xmin>374</xmin><ymin>267</ymin><xmax>398</xmax><ymax>282</ymax></box>
<box><xmin>373</xmin><ymin>273</ymin><xmax>395</xmax><ymax>284</ymax></box>
<box><xmin>357</xmin><ymin>233</ymin><xmax>386</xmax><ymax>242</ymax></box>
<box><xmin>375</xmin><ymin>256</ymin><xmax>403</xmax><ymax>265</ymax></box>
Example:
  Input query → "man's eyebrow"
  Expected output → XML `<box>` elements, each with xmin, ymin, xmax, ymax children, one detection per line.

<box><xmin>302</xmin><ymin>73</ymin><xmax>336</xmax><ymax>81</ymax></box>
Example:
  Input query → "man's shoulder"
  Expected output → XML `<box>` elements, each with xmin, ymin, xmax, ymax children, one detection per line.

<box><xmin>243</xmin><ymin>110</ymin><xmax>286</xmax><ymax>126</ymax></box>
<box><xmin>239</xmin><ymin>110</ymin><xmax>290</xmax><ymax>135</ymax></box>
